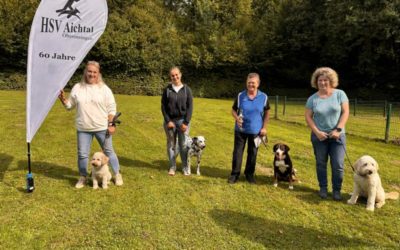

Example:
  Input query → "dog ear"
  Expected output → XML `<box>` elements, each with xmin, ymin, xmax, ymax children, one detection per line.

<box><xmin>193</xmin><ymin>137</ymin><xmax>198</xmax><ymax>143</ymax></box>
<box><xmin>102</xmin><ymin>154</ymin><xmax>109</xmax><ymax>165</ymax></box>
<box><xmin>273</xmin><ymin>144</ymin><xmax>278</xmax><ymax>152</ymax></box>
<box><xmin>285</xmin><ymin>144</ymin><xmax>290</xmax><ymax>151</ymax></box>
<box><xmin>353</xmin><ymin>157</ymin><xmax>364</xmax><ymax>172</ymax></box>
<box><xmin>371</xmin><ymin>157</ymin><xmax>379</xmax><ymax>171</ymax></box>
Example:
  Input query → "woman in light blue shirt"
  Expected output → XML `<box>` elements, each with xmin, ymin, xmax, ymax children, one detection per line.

<box><xmin>305</xmin><ymin>67</ymin><xmax>349</xmax><ymax>200</ymax></box>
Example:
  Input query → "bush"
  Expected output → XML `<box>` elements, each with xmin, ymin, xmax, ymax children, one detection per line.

<box><xmin>0</xmin><ymin>72</ymin><xmax>26</xmax><ymax>90</ymax></box>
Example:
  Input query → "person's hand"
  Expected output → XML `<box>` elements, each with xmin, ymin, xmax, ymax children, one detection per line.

<box><xmin>316</xmin><ymin>130</ymin><xmax>329</xmax><ymax>141</ymax></box>
<box><xmin>259</xmin><ymin>127</ymin><xmax>267</xmax><ymax>136</ymax></box>
<box><xmin>108</xmin><ymin>125</ymin><xmax>116</xmax><ymax>135</ymax></box>
<box><xmin>236</xmin><ymin>116</ymin><xmax>243</xmax><ymax>128</ymax></box>
<box><xmin>329</xmin><ymin>130</ymin><xmax>341</xmax><ymax>140</ymax></box>
<box><xmin>58</xmin><ymin>90</ymin><xmax>66</xmax><ymax>104</ymax></box>
<box><xmin>180</xmin><ymin>123</ymin><xmax>188</xmax><ymax>132</ymax></box>
<box><xmin>167</xmin><ymin>121</ymin><xmax>175</xmax><ymax>129</ymax></box>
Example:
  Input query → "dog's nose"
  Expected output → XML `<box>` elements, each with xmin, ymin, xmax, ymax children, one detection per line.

<box><xmin>368</xmin><ymin>170</ymin><xmax>373</xmax><ymax>175</ymax></box>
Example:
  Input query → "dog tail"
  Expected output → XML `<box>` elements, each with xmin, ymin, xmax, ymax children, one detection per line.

<box><xmin>385</xmin><ymin>191</ymin><xmax>399</xmax><ymax>200</ymax></box>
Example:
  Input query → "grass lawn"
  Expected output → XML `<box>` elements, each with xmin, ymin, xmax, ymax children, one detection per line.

<box><xmin>0</xmin><ymin>90</ymin><xmax>399</xmax><ymax>249</ymax></box>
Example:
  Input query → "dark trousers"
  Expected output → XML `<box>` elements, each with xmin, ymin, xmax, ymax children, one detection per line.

<box><xmin>231</xmin><ymin>131</ymin><xmax>258</xmax><ymax>177</ymax></box>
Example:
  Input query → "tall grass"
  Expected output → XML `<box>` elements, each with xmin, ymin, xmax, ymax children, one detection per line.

<box><xmin>0</xmin><ymin>90</ymin><xmax>399</xmax><ymax>249</ymax></box>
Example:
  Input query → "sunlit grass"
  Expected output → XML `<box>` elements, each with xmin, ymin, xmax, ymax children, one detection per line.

<box><xmin>0</xmin><ymin>90</ymin><xmax>399</xmax><ymax>249</ymax></box>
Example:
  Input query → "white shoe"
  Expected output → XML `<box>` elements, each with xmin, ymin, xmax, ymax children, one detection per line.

<box><xmin>168</xmin><ymin>167</ymin><xmax>176</xmax><ymax>176</ymax></box>
<box><xmin>183</xmin><ymin>167</ymin><xmax>191</xmax><ymax>176</ymax></box>
<box><xmin>75</xmin><ymin>176</ymin><xmax>86</xmax><ymax>189</ymax></box>
<box><xmin>114</xmin><ymin>173</ymin><xmax>123</xmax><ymax>186</ymax></box>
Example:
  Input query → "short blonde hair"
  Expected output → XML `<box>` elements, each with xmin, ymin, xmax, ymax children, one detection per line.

<box><xmin>82</xmin><ymin>61</ymin><xmax>103</xmax><ymax>84</ymax></box>
<box><xmin>310</xmin><ymin>67</ymin><xmax>338</xmax><ymax>89</ymax></box>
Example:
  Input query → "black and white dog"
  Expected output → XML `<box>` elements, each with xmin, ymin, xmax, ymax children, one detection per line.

<box><xmin>184</xmin><ymin>136</ymin><xmax>206</xmax><ymax>176</ymax></box>
<box><xmin>273</xmin><ymin>143</ymin><xmax>296</xmax><ymax>189</ymax></box>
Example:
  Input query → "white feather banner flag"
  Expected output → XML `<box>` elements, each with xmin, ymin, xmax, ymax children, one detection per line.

<box><xmin>26</xmin><ymin>0</ymin><xmax>108</xmax><ymax>142</ymax></box>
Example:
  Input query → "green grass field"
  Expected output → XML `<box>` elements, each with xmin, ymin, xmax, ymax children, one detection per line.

<box><xmin>0</xmin><ymin>90</ymin><xmax>399</xmax><ymax>249</ymax></box>
<box><xmin>274</xmin><ymin>100</ymin><xmax>400</xmax><ymax>143</ymax></box>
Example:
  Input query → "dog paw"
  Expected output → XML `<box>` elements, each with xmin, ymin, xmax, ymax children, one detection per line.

<box><xmin>93</xmin><ymin>185</ymin><xmax>98</xmax><ymax>190</ymax></box>
<box><xmin>375</xmin><ymin>202</ymin><xmax>385</xmax><ymax>208</ymax></box>
<box><xmin>273</xmin><ymin>183</ymin><xmax>278</xmax><ymax>187</ymax></box>
<box><xmin>289</xmin><ymin>185</ymin><xmax>293</xmax><ymax>190</ymax></box>
<box><xmin>347</xmin><ymin>199</ymin><xmax>356</xmax><ymax>205</ymax></box>
<box><xmin>366</xmin><ymin>206</ymin><xmax>375</xmax><ymax>212</ymax></box>
<box><xmin>103</xmin><ymin>185</ymin><xmax>108</xmax><ymax>189</ymax></box>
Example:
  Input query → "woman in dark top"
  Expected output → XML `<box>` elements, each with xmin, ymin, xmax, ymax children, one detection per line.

<box><xmin>161</xmin><ymin>66</ymin><xmax>193</xmax><ymax>176</ymax></box>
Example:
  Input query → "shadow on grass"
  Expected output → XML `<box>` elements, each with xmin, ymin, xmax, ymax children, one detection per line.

<box><xmin>291</xmin><ymin>185</ymin><xmax>352</xmax><ymax>205</ymax></box>
<box><xmin>119</xmin><ymin>155</ymin><xmax>232</xmax><ymax>179</ymax></box>
<box><xmin>192</xmin><ymin>165</ymin><xmax>230</xmax><ymax>179</ymax></box>
<box><xmin>118</xmin><ymin>156</ymin><xmax>167</xmax><ymax>173</ymax></box>
<box><xmin>210</xmin><ymin>209</ymin><xmax>379</xmax><ymax>249</ymax></box>
<box><xmin>0</xmin><ymin>153</ymin><xmax>13</xmax><ymax>182</ymax></box>
<box><xmin>17</xmin><ymin>160</ymin><xmax>78</xmax><ymax>187</ymax></box>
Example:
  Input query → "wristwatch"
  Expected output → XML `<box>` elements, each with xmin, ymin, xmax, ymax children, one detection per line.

<box><xmin>335</xmin><ymin>127</ymin><xmax>342</xmax><ymax>132</ymax></box>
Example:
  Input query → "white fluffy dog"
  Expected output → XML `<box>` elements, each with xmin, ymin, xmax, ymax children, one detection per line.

<box><xmin>91</xmin><ymin>152</ymin><xmax>112</xmax><ymax>189</ymax></box>
<box><xmin>347</xmin><ymin>155</ymin><xmax>399</xmax><ymax>211</ymax></box>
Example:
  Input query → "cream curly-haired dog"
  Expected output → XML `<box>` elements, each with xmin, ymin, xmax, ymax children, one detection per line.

<box><xmin>91</xmin><ymin>152</ymin><xmax>112</xmax><ymax>189</ymax></box>
<box><xmin>347</xmin><ymin>155</ymin><xmax>399</xmax><ymax>211</ymax></box>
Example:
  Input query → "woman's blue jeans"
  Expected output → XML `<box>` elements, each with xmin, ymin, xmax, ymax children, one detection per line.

<box><xmin>311</xmin><ymin>133</ymin><xmax>346</xmax><ymax>192</ymax></box>
<box><xmin>77</xmin><ymin>130</ymin><xmax>120</xmax><ymax>176</ymax></box>
<box><xmin>163</xmin><ymin>119</ymin><xmax>190</xmax><ymax>170</ymax></box>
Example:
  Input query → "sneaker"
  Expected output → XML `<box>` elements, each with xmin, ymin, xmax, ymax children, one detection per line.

<box><xmin>228</xmin><ymin>175</ymin><xmax>238</xmax><ymax>184</ymax></box>
<box><xmin>245</xmin><ymin>175</ymin><xmax>256</xmax><ymax>184</ymax></box>
<box><xmin>333</xmin><ymin>191</ymin><xmax>342</xmax><ymax>201</ymax></box>
<box><xmin>319</xmin><ymin>188</ymin><xmax>328</xmax><ymax>199</ymax></box>
<box><xmin>168</xmin><ymin>168</ymin><xmax>176</xmax><ymax>176</ymax></box>
<box><xmin>183</xmin><ymin>167</ymin><xmax>191</xmax><ymax>176</ymax></box>
<box><xmin>114</xmin><ymin>173</ymin><xmax>123</xmax><ymax>186</ymax></box>
<box><xmin>75</xmin><ymin>176</ymin><xmax>86</xmax><ymax>189</ymax></box>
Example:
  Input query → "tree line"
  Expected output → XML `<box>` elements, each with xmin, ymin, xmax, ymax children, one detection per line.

<box><xmin>1</xmin><ymin>0</ymin><xmax>399</xmax><ymax>99</ymax></box>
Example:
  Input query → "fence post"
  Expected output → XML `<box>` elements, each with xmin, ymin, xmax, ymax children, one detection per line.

<box><xmin>354</xmin><ymin>98</ymin><xmax>357</xmax><ymax>116</ymax></box>
<box><xmin>384</xmin><ymin>100</ymin><xmax>387</xmax><ymax>117</ymax></box>
<box><xmin>384</xmin><ymin>103</ymin><xmax>392</xmax><ymax>143</ymax></box>
<box><xmin>274</xmin><ymin>95</ymin><xmax>279</xmax><ymax>119</ymax></box>
<box><xmin>283</xmin><ymin>96</ymin><xmax>287</xmax><ymax>116</ymax></box>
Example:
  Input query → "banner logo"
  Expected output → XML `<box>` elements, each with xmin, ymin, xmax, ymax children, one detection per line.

<box><xmin>26</xmin><ymin>0</ymin><xmax>108</xmax><ymax>143</ymax></box>
<box><xmin>56</xmin><ymin>0</ymin><xmax>81</xmax><ymax>19</ymax></box>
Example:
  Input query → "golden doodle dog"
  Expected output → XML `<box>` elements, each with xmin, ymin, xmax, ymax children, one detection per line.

<box><xmin>347</xmin><ymin>155</ymin><xmax>399</xmax><ymax>211</ymax></box>
<box><xmin>90</xmin><ymin>152</ymin><xmax>112</xmax><ymax>189</ymax></box>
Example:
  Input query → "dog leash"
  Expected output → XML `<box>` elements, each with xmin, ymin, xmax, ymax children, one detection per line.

<box><xmin>338</xmin><ymin>138</ymin><xmax>355</xmax><ymax>172</ymax></box>
<box><xmin>259</xmin><ymin>135</ymin><xmax>268</xmax><ymax>149</ymax></box>
<box><xmin>101</xmin><ymin>112</ymin><xmax>122</xmax><ymax>151</ymax></box>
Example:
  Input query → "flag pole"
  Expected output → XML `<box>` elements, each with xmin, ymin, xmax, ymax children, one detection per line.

<box><xmin>27</xmin><ymin>142</ymin><xmax>35</xmax><ymax>192</ymax></box>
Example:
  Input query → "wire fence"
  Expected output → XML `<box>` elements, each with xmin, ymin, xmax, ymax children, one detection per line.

<box><xmin>269</xmin><ymin>96</ymin><xmax>400</xmax><ymax>144</ymax></box>
<box><xmin>120</xmin><ymin>89</ymin><xmax>400</xmax><ymax>144</ymax></box>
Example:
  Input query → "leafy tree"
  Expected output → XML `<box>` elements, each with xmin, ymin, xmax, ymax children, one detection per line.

<box><xmin>0</xmin><ymin>0</ymin><xmax>38</xmax><ymax>68</ymax></box>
